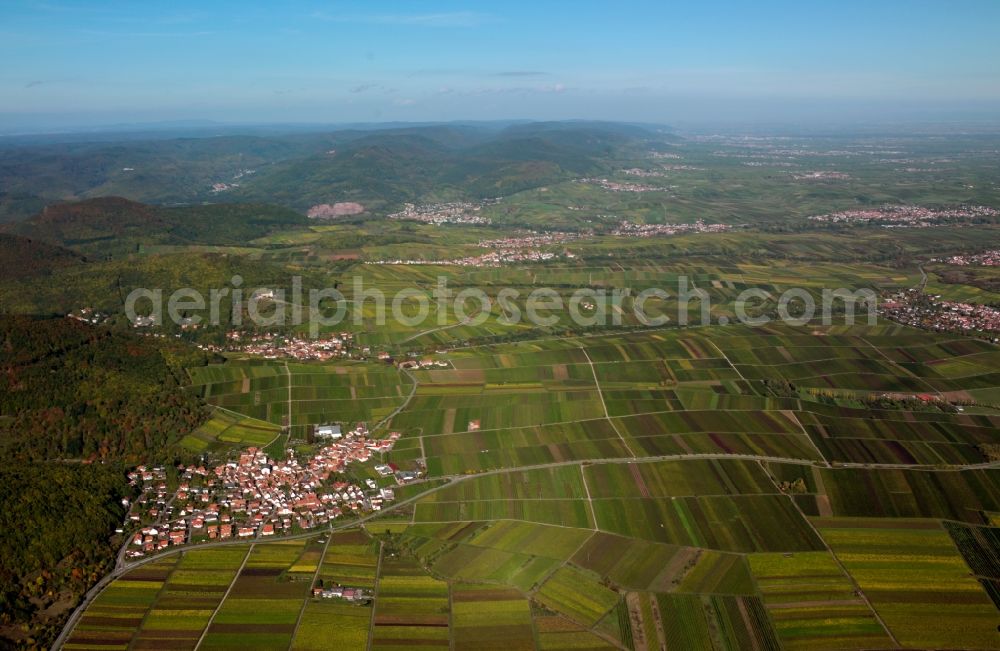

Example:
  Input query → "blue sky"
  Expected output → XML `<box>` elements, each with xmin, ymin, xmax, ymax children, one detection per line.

<box><xmin>2</xmin><ymin>0</ymin><xmax>1000</xmax><ymax>129</ymax></box>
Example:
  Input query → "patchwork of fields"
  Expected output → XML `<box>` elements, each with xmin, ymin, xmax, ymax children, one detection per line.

<box><xmin>188</xmin><ymin>360</ymin><xmax>411</xmax><ymax>440</ymax></box>
<box><xmin>69</xmin><ymin>322</ymin><xmax>1000</xmax><ymax>649</ymax></box>
<box><xmin>388</xmin><ymin>323</ymin><xmax>1000</xmax><ymax>474</ymax></box>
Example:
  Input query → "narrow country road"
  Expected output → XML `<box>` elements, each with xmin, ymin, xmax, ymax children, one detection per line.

<box><xmin>53</xmin><ymin>450</ymin><xmax>1000</xmax><ymax>648</ymax></box>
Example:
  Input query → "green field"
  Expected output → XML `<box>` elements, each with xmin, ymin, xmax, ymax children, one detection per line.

<box><xmin>67</xmin><ymin>324</ymin><xmax>1000</xmax><ymax>649</ymax></box>
<box><xmin>815</xmin><ymin>518</ymin><xmax>1000</xmax><ymax>649</ymax></box>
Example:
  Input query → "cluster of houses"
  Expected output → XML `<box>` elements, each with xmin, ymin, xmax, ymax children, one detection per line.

<box><xmin>611</xmin><ymin>220</ymin><xmax>732</xmax><ymax>238</ymax></box>
<box><xmin>659</xmin><ymin>164</ymin><xmax>702</xmax><ymax>171</ymax></box>
<box><xmin>312</xmin><ymin>583</ymin><xmax>370</xmax><ymax>602</ymax></box>
<box><xmin>396</xmin><ymin>357</ymin><xmax>451</xmax><ymax>371</ymax></box>
<box><xmin>575</xmin><ymin>177</ymin><xmax>662</xmax><ymax>193</ymax></box>
<box><xmin>809</xmin><ymin>204</ymin><xmax>1000</xmax><ymax>227</ymax></box>
<box><xmin>67</xmin><ymin>307</ymin><xmax>108</xmax><ymax>325</ymax></box>
<box><xmin>477</xmin><ymin>231</ymin><xmax>582</xmax><ymax>250</ymax></box>
<box><xmin>372</xmin><ymin>247</ymin><xmax>565</xmax><ymax>267</ymax></box>
<box><xmin>881</xmin><ymin>289</ymin><xmax>1000</xmax><ymax>337</ymax></box>
<box><xmin>940</xmin><ymin>249</ymin><xmax>1000</xmax><ymax>267</ymax></box>
<box><xmin>371</xmin><ymin>227</ymin><xmax>585</xmax><ymax>268</ymax></box>
<box><xmin>741</xmin><ymin>161</ymin><xmax>796</xmax><ymax>168</ymax></box>
<box><xmin>124</xmin><ymin>425</ymin><xmax>416</xmax><ymax>559</ymax></box>
<box><xmin>388</xmin><ymin>199</ymin><xmax>500</xmax><ymax>225</ymax></box>
<box><xmin>792</xmin><ymin>171</ymin><xmax>851</xmax><ymax>181</ymax></box>
<box><xmin>622</xmin><ymin>168</ymin><xmax>668</xmax><ymax>178</ymax></box>
<box><xmin>197</xmin><ymin>331</ymin><xmax>361</xmax><ymax>361</ymax></box>
<box><xmin>210</xmin><ymin>168</ymin><xmax>256</xmax><ymax>193</ymax></box>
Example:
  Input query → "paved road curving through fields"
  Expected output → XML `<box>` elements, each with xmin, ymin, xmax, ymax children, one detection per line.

<box><xmin>53</xmin><ymin>452</ymin><xmax>1000</xmax><ymax>649</ymax></box>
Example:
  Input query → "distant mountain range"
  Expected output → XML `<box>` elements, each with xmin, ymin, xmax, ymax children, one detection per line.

<box><xmin>0</xmin><ymin>121</ymin><xmax>674</xmax><ymax>221</ymax></box>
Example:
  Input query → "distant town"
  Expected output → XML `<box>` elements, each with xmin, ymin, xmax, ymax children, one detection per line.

<box><xmin>611</xmin><ymin>219</ymin><xmax>732</xmax><ymax>237</ymax></box>
<box><xmin>388</xmin><ymin>199</ymin><xmax>500</xmax><ymax>225</ymax></box>
<box><xmin>881</xmin><ymin>288</ymin><xmax>1000</xmax><ymax>338</ymax></box>
<box><xmin>810</xmin><ymin>204</ymin><xmax>1000</xmax><ymax>227</ymax></box>
<box><xmin>939</xmin><ymin>249</ymin><xmax>1000</xmax><ymax>266</ymax></box>
<box><xmin>574</xmin><ymin>177</ymin><xmax>663</xmax><ymax>192</ymax></box>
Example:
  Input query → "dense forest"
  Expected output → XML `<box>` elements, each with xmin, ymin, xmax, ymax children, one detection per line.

<box><xmin>2</xmin><ymin>197</ymin><xmax>309</xmax><ymax>259</ymax></box>
<box><xmin>0</xmin><ymin>316</ymin><xmax>214</xmax><ymax>648</ymax></box>
<box><xmin>0</xmin><ymin>316</ymin><xmax>212</xmax><ymax>462</ymax></box>
<box><xmin>0</xmin><ymin>463</ymin><xmax>130</xmax><ymax>649</ymax></box>
<box><xmin>0</xmin><ymin>234</ymin><xmax>86</xmax><ymax>280</ymax></box>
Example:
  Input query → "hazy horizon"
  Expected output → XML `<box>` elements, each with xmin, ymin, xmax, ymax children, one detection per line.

<box><xmin>3</xmin><ymin>0</ymin><xmax>1000</xmax><ymax>132</ymax></box>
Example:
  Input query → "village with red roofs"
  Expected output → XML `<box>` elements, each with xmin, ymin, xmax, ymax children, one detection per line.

<box><xmin>124</xmin><ymin>424</ymin><xmax>413</xmax><ymax>559</ymax></box>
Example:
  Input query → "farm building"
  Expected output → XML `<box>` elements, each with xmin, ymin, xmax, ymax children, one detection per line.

<box><xmin>315</xmin><ymin>424</ymin><xmax>342</xmax><ymax>439</ymax></box>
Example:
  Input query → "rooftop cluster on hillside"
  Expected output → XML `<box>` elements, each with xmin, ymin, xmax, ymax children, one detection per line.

<box><xmin>67</xmin><ymin>307</ymin><xmax>108</xmax><ymax>325</ymax></box>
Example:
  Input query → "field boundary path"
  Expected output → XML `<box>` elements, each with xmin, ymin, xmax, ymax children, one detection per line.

<box><xmin>284</xmin><ymin>361</ymin><xmax>293</xmax><ymax>430</ymax></box>
<box><xmin>193</xmin><ymin>544</ymin><xmax>254</xmax><ymax>651</ymax></box>
<box><xmin>758</xmin><ymin>460</ymin><xmax>901</xmax><ymax>647</ymax></box>
<box><xmin>373</xmin><ymin>365</ymin><xmax>418</xmax><ymax>432</ymax></box>
<box><xmin>55</xmin><ymin>451</ymin><xmax>1000</xmax><ymax>648</ymax></box>
<box><xmin>400</xmin><ymin>314</ymin><xmax>475</xmax><ymax>344</ymax></box>
<box><xmin>580</xmin><ymin>464</ymin><xmax>598</xmax><ymax>528</ymax></box>
<box><xmin>287</xmin><ymin>535</ymin><xmax>332</xmax><ymax>651</ymax></box>
<box><xmin>365</xmin><ymin>541</ymin><xmax>385</xmax><ymax>651</ymax></box>
<box><xmin>581</xmin><ymin>347</ymin><xmax>637</xmax><ymax>458</ymax></box>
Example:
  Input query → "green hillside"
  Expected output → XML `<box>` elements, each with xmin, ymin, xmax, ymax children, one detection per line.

<box><xmin>0</xmin><ymin>315</ymin><xmax>211</xmax><ymax>461</ymax></box>
<box><xmin>3</xmin><ymin>197</ymin><xmax>308</xmax><ymax>258</ymax></box>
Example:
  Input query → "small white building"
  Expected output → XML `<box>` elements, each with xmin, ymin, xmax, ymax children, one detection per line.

<box><xmin>315</xmin><ymin>424</ymin><xmax>342</xmax><ymax>439</ymax></box>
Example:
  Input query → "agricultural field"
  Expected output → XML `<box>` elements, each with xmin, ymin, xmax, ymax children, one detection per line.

<box><xmin>188</xmin><ymin>359</ymin><xmax>410</xmax><ymax>439</ymax></box>
<box><xmin>748</xmin><ymin>552</ymin><xmax>893</xmax><ymax>650</ymax></box>
<box><xmin>451</xmin><ymin>584</ymin><xmax>534</xmax><ymax>651</ymax></box>
<box><xmin>66</xmin><ymin>321</ymin><xmax>1000</xmax><ymax>650</ymax></box>
<box><xmin>315</xmin><ymin>529</ymin><xmax>381</xmax><ymax>589</ymax></box>
<box><xmin>198</xmin><ymin>540</ymin><xmax>316</xmax><ymax>650</ymax></box>
<box><xmin>63</xmin><ymin>557</ymin><xmax>181</xmax><ymax>650</ymax></box>
<box><xmin>64</xmin><ymin>547</ymin><xmax>250</xmax><ymax>651</ymax></box>
<box><xmin>815</xmin><ymin>518</ymin><xmax>1000</xmax><ymax>649</ymax></box>
<box><xmin>370</xmin><ymin>556</ymin><xmax>450</xmax><ymax>650</ymax></box>
<box><xmin>655</xmin><ymin>594</ymin><xmax>780</xmax><ymax>651</ymax></box>
<box><xmin>385</xmin><ymin>323</ymin><xmax>1000</xmax><ymax>476</ymax></box>
<box><xmin>794</xmin><ymin>466</ymin><xmax>1000</xmax><ymax>522</ymax></box>
<box><xmin>180</xmin><ymin>409</ymin><xmax>283</xmax><ymax>454</ymax></box>
<box><xmin>945</xmin><ymin>521</ymin><xmax>1000</xmax><ymax>612</ymax></box>
<box><xmin>534</xmin><ymin>566</ymin><xmax>620</xmax><ymax>628</ymax></box>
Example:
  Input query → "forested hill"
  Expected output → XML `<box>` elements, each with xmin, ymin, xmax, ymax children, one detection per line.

<box><xmin>0</xmin><ymin>315</ymin><xmax>213</xmax><ymax>462</ymax></box>
<box><xmin>0</xmin><ymin>233</ymin><xmax>86</xmax><ymax>279</ymax></box>
<box><xmin>0</xmin><ymin>316</ymin><xmax>216</xmax><ymax>648</ymax></box>
<box><xmin>0</xmin><ymin>463</ymin><xmax>129</xmax><ymax>649</ymax></box>
<box><xmin>0</xmin><ymin>121</ymin><xmax>669</xmax><ymax>221</ymax></box>
<box><xmin>3</xmin><ymin>197</ymin><xmax>308</xmax><ymax>258</ymax></box>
